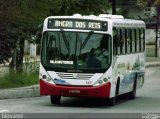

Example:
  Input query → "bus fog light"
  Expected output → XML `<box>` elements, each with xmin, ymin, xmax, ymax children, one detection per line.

<box><xmin>42</xmin><ymin>75</ymin><xmax>47</xmax><ymax>79</ymax></box>
<box><xmin>47</xmin><ymin>77</ymin><xmax>51</xmax><ymax>81</ymax></box>
<box><xmin>98</xmin><ymin>80</ymin><xmax>103</xmax><ymax>84</ymax></box>
<box><xmin>103</xmin><ymin>78</ymin><xmax>108</xmax><ymax>82</ymax></box>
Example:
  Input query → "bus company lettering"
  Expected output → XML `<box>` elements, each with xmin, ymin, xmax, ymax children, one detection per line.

<box><xmin>55</xmin><ymin>20</ymin><xmax>73</xmax><ymax>28</ymax></box>
<box><xmin>54</xmin><ymin>20</ymin><xmax>101</xmax><ymax>29</ymax></box>
<box><xmin>75</xmin><ymin>22</ymin><xmax>86</xmax><ymax>28</ymax></box>
<box><xmin>75</xmin><ymin>22</ymin><xmax>101</xmax><ymax>29</ymax></box>
<box><xmin>50</xmin><ymin>60</ymin><xmax>73</xmax><ymax>64</ymax></box>
<box><xmin>88</xmin><ymin>22</ymin><xmax>101</xmax><ymax>29</ymax></box>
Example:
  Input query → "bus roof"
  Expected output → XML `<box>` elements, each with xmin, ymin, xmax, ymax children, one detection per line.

<box><xmin>45</xmin><ymin>14</ymin><xmax>145</xmax><ymax>28</ymax></box>
<box><xmin>46</xmin><ymin>14</ymin><xmax>124</xmax><ymax>21</ymax></box>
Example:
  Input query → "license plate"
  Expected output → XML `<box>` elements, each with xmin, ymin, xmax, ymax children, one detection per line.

<box><xmin>69</xmin><ymin>90</ymin><xmax>80</xmax><ymax>93</ymax></box>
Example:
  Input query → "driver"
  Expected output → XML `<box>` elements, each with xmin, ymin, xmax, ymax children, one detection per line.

<box><xmin>86</xmin><ymin>35</ymin><xmax>109</xmax><ymax>68</ymax></box>
<box><xmin>92</xmin><ymin>35</ymin><xmax>109</xmax><ymax>67</ymax></box>
<box><xmin>95</xmin><ymin>35</ymin><xmax>109</xmax><ymax>59</ymax></box>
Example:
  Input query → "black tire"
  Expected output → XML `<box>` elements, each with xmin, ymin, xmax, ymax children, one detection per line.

<box><xmin>108</xmin><ymin>97</ymin><xmax>116</xmax><ymax>106</ymax></box>
<box><xmin>107</xmin><ymin>78</ymin><xmax>119</xmax><ymax>106</ymax></box>
<box><xmin>50</xmin><ymin>95</ymin><xmax>61</xmax><ymax>104</ymax></box>
<box><xmin>116</xmin><ymin>78</ymin><xmax>120</xmax><ymax>96</ymax></box>
<box><xmin>128</xmin><ymin>89</ymin><xmax>136</xmax><ymax>100</ymax></box>
<box><xmin>128</xmin><ymin>76</ymin><xmax>137</xmax><ymax>100</ymax></box>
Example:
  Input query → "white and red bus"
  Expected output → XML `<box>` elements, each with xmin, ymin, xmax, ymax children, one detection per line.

<box><xmin>39</xmin><ymin>14</ymin><xmax>145</xmax><ymax>106</ymax></box>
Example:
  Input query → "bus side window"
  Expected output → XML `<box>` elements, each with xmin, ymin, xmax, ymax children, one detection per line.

<box><xmin>124</xmin><ymin>29</ymin><xmax>127</xmax><ymax>53</ymax></box>
<box><xmin>129</xmin><ymin>29</ymin><xmax>132</xmax><ymax>53</ymax></box>
<box><xmin>120</xmin><ymin>29</ymin><xmax>125</xmax><ymax>54</ymax></box>
<box><xmin>113</xmin><ymin>28</ymin><xmax>121</xmax><ymax>55</ymax></box>
<box><xmin>132</xmin><ymin>29</ymin><xmax>136</xmax><ymax>53</ymax></box>
<box><xmin>139</xmin><ymin>29</ymin><xmax>142</xmax><ymax>52</ymax></box>
<box><xmin>113</xmin><ymin>28</ymin><xmax>118</xmax><ymax>55</ymax></box>
<box><xmin>126</xmin><ymin>29</ymin><xmax>131</xmax><ymax>53</ymax></box>
<box><xmin>135</xmin><ymin>29</ymin><xmax>138</xmax><ymax>52</ymax></box>
<box><xmin>140</xmin><ymin>29</ymin><xmax>145</xmax><ymax>52</ymax></box>
<box><xmin>136</xmin><ymin>29</ymin><xmax>140</xmax><ymax>52</ymax></box>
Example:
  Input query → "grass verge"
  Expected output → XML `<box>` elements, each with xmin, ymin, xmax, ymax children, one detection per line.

<box><xmin>0</xmin><ymin>56</ymin><xmax>39</xmax><ymax>89</ymax></box>
<box><xmin>0</xmin><ymin>71</ymin><xmax>39</xmax><ymax>89</ymax></box>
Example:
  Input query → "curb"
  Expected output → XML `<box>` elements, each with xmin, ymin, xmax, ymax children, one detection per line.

<box><xmin>0</xmin><ymin>62</ymin><xmax>160</xmax><ymax>99</ymax></box>
<box><xmin>0</xmin><ymin>85</ymin><xmax>40</xmax><ymax>99</ymax></box>
<box><xmin>146</xmin><ymin>62</ymin><xmax>160</xmax><ymax>68</ymax></box>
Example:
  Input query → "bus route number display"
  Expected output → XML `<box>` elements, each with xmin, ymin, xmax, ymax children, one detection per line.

<box><xmin>47</xmin><ymin>19</ymin><xmax>108</xmax><ymax>31</ymax></box>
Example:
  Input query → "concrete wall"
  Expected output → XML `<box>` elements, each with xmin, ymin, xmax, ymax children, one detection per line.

<box><xmin>24</xmin><ymin>40</ymin><xmax>37</xmax><ymax>58</ymax></box>
<box><xmin>146</xmin><ymin>45</ymin><xmax>160</xmax><ymax>57</ymax></box>
<box><xmin>146</xmin><ymin>29</ymin><xmax>156</xmax><ymax>43</ymax></box>
<box><xmin>146</xmin><ymin>45</ymin><xmax>155</xmax><ymax>57</ymax></box>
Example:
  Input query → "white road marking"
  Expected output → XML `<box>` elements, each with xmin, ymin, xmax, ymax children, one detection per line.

<box><xmin>0</xmin><ymin>110</ymin><xmax>9</xmax><ymax>113</ymax></box>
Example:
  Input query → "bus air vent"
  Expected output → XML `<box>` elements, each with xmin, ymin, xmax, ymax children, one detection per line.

<box><xmin>56</xmin><ymin>72</ymin><xmax>94</xmax><ymax>80</ymax></box>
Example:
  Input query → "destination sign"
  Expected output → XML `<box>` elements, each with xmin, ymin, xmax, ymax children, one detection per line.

<box><xmin>47</xmin><ymin>19</ymin><xmax>108</xmax><ymax>31</ymax></box>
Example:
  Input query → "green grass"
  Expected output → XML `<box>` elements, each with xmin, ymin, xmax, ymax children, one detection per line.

<box><xmin>0</xmin><ymin>56</ymin><xmax>39</xmax><ymax>89</ymax></box>
<box><xmin>0</xmin><ymin>71</ymin><xmax>39</xmax><ymax>89</ymax></box>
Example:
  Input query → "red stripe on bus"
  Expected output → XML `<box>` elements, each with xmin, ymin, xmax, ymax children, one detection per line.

<box><xmin>40</xmin><ymin>79</ymin><xmax>111</xmax><ymax>98</ymax></box>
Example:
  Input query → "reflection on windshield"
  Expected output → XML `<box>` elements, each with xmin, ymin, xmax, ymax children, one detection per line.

<box><xmin>42</xmin><ymin>31</ymin><xmax>111</xmax><ymax>69</ymax></box>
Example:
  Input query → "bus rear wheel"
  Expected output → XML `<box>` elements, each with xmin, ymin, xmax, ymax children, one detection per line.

<box><xmin>128</xmin><ymin>77</ymin><xmax>137</xmax><ymax>100</ymax></box>
<box><xmin>128</xmin><ymin>88</ymin><xmax>136</xmax><ymax>100</ymax></box>
<box><xmin>50</xmin><ymin>95</ymin><xmax>61</xmax><ymax>104</ymax></box>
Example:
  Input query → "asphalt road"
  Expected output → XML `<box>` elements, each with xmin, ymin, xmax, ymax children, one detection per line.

<box><xmin>0</xmin><ymin>67</ymin><xmax>160</xmax><ymax>118</ymax></box>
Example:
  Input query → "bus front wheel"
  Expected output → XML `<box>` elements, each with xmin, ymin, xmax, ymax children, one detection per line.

<box><xmin>107</xmin><ymin>97</ymin><xmax>116</xmax><ymax>106</ymax></box>
<box><xmin>50</xmin><ymin>95</ymin><xmax>61</xmax><ymax>104</ymax></box>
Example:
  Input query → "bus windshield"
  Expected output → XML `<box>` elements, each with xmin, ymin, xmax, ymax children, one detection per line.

<box><xmin>41</xmin><ymin>31</ymin><xmax>111</xmax><ymax>70</ymax></box>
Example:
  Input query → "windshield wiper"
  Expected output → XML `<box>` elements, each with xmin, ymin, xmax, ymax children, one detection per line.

<box><xmin>60</xmin><ymin>29</ymin><xmax>70</xmax><ymax>52</ymax></box>
<box><xmin>80</xmin><ymin>31</ymin><xmax>93</xmax><ymax>49</ymax></box>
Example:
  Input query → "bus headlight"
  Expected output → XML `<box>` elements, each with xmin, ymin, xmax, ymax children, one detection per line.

<box><xmin>94</xmin><ymin>76</ymin><xmax>110</xmax><ymax>86</ymax></box>
<box><xmin>40</xmin><ymin>64</ymin><xmax>54</xmax><ymax>83</ymax></box>
<box><xmin>98</xmin><ymin>80</ymin><xmax>103</xmax><ymax>84</ymax></box>
<box><xmin>47</xmin><ymin>77</ymin><xmax>51</xmax><ymax>81</ymax></box>
<box><xmin>103</xmin><ymin>78</ymin><xmax>108</xmax><ymax>82</ymax></box>
<box><xmin>42</xmin><ymin>75</ymin><xmax>47</xmax><ymax>79</ymax></box>
<box><xmin>41</xmin><ymin>73</ymin><xmax>52</xmax><ymax>82</ymax></box>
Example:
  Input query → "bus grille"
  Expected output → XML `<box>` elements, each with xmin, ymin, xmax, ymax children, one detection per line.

<box><xmin>56</xmin><ymin>72</ymin><xmax>94</xmax><ymax>80</ymax></box>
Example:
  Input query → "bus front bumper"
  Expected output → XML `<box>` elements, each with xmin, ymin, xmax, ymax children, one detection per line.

<box><xmin>40</xmin><ymin>79</ymin><xmax>111</xmax><ymax>98</ymax></box>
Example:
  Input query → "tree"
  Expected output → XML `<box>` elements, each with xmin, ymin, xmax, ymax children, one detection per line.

<box><xmin>0</xmin><ymin>0</ymin><xmax>54</xmax><ymax>72</ymax></box>
<box><xmin>0</xmin><ymin>0</ymin><xmax>111</xmax><ymax>73</ymax></box>
<box><xmin>50</xmin><ymin>0</ymin><xmax>111</xmax><ymax>15</ymax></box>
<box><xmin>137</xmin><ymin>0</ymin><xmax>160</xmax><ymax>8</ymax></box>
<box><xmin>136</xmin><ymin>0</ymin><xmax>160</xmax><ymax>57</ymax></box>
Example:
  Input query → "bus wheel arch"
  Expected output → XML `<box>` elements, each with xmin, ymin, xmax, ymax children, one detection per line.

<box><xmin>115</xmin><ymin>77</ymin><xmax>120</xmax><ymax>96</ymax></box>
<box><xmin>128</xmin><ymin>73</ymin><xmax>137</xmax><ymax>100</ymax></box>
<box><xmin>107</xmin><ymin>77</ymin><xmax>120</xmax><ymax>106</ymax></box>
